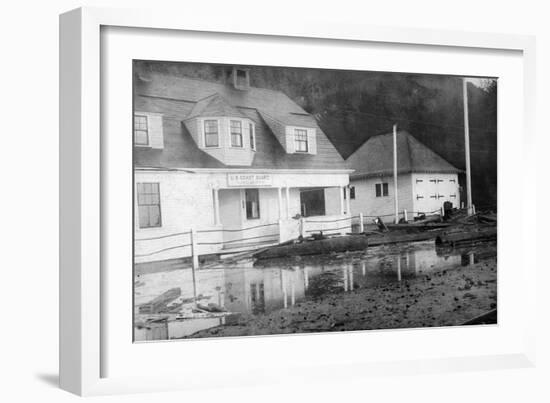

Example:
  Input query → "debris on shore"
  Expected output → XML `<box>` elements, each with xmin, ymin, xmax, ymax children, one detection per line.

<box><xmin>182</xmin><ymin>257</ymin><xmax>497</xmax><ymax>339</ymax></box>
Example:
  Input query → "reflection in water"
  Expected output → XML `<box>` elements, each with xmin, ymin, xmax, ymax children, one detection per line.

<box><xmin>134</xmin><ymin>241</ymin><xmax>496</xmax><ymax>341</ymax></box>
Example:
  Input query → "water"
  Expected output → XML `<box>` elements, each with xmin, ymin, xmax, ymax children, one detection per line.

<box><xmin>134</xmin><ymin>240</ymin><xmax>496</xmax><ymax>341</ymax></box>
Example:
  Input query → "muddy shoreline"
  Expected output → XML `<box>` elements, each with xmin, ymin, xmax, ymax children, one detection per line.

<box><xmin>183</xmin><ymin>258</ymin><xmax>497</xmax><ymax>338</ymax></box>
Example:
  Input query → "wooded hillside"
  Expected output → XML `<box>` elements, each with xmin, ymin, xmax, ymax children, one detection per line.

<box><xmin>135</xmin><ymin>61</ymin><xmax>497</xmax><ymax>208</ymax></box>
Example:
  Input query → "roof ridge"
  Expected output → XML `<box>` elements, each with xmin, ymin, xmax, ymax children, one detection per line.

<box><xmin>147</xmin><ymin>71</ymin><xmax>292</xmax><ymax>97</ymax></box>
<box><xmin>194</xmin><ymin>92</ymin><xmax>219</xmax><ymax>103</ymax></box>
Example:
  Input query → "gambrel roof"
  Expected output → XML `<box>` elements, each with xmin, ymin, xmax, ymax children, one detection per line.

<box><xmin>346</xmin><ymin>130</ymin><xmax>462</xmax><ymax>178</ymax></box>
<box><xmin>134</xmin><ymin>73</ymin><xmax>346</xmax><ymax>170</ymax></box>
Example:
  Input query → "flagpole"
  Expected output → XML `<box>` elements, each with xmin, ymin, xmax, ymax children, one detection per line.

<box><xmin>393</xmin><ymin>123</ymin><xmax>399</xmax><ymax>224</ymax></box>
<box><xmin>462</xmin><ymin>78</ymin><xmax>473</xmax><ymax>215</ymax></box>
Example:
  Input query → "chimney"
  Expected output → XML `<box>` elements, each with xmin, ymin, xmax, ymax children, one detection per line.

<box><xmin>231</xmin><ymin>67</ymin><xmax>250</xmax><ymax>90</ymax></box>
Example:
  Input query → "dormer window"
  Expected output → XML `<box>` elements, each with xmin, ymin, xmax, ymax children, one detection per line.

<box><xmin>230</xmin><ymin>120</ymin><xmax>243</xmax><ymax>147</ymax></box>
<box><xmin>204</xmin><ymin>120</ymin><xmax>219</xmax><ymax>147</ymax></box>
<box><xmin>294</xmin><ymin>129</ymin><xmax>308</xmax><ymax>153</ymax></box>
<box><xmin>133</xmin><ymin>112</ymin><xmax>164</xmax><ymax>149</ymax></box>
<box><xmin>134</xmin><ymin>115</ymin><xmax>149</xmax><ymax>146</ymax></box>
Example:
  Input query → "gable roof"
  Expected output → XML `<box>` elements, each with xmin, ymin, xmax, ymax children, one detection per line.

<box><xmin>186</xmin><ymin>93</ymin><xmax>248</xmax><ymax>120</ymax></box>
<box><xmin>134</xmin><ymin>73</ymin><xmax>346</xmax><ymax>170</ymax></box>
<box><xmin>345</xmin><ymin>130</ymin><xmax>461</xmax><ymax>178</ymax></box>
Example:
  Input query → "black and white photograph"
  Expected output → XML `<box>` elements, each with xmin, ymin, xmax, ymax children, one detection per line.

<box><xmin>132</xmin><ymin>60</ymin><xmax>497</xmax><ymax>342</ymax></box>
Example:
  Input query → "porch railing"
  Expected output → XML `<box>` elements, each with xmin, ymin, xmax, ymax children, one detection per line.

<box><xmin>134</xmin><ymin>204</ymin><xmax>476</xmax><ymax>263</ymax></box>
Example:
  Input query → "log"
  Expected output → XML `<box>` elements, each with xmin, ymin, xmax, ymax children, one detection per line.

<box><xmin>435</xmin><ymin>227</ymin><xmax>497</xmax><ymax>246</ymax></box>
<box><xmin>254</xmin><ymin>235</ymin><xmax>369</xmax><ymax>259</ymax></box>
<box><xmin>366</xmin><ymin>230</ymin><xmax>443</xmax><ymax>246</ymax></box>
<box><xmin>255</xmin><ymin>229</ymin><xmax>448</xmax><ymax>259</ymax></box>
<box><xmin>138</xmin><ymin>287</ymin><xmax>181</xmax><ymax>314</ymax></box>
<box><xmin>478</xmin><ymin>214</ymin><xmax>497</xmax><ymax>223</ymax></box>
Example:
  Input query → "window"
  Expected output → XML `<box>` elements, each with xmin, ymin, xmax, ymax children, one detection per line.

<box><xmin>375</xmin><ymin>183</ymin><xmax>389</xmax><ymax>197</ymax></box>
<box><xmin>245</xmin><ymin>189</ymin><xmax>260</xmax><ymax>219</ymax></box>
<box><xmin>134</xmin><ymin>115</ymin><xmax>148</xmax><ymax>145</ymax></box>
<box><xmin>204</xmin><ymin>120</ymin><xmax>219</xmax><ymax>147</ymax></box>
<box><xmin>350</xmin><ymin>186</ymin><xmax>355</xmax><ymax>199</ymax></box>
<box><xmin>249</xmin><ymin>123</ymin><xmax>256</xmax><ymax>150</ymax></box>
<box><xmin>231</xmin><ymin>120</ymin><xmax>243</xmax><ymax>147</ymax></box>
<box><xmin>137</xmin><ymin>183</ymin><xmax>161</xmax><ymax>228</ymax></box>
<box><xmin>300</xmin><ymin>189</ymin><xmax>326</xmax><ymax>217</ymax></box>
<box><xmin>294</xmin><ymin>129</ymin><xmax>308</xmax><ymax>153</ymax></box>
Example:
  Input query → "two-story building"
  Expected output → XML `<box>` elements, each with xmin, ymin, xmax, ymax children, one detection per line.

<box><xmin>345</xmin><ymin>130</ymin><xmax>462</xmax><ymax>221</ymax></box>
<box><xmin>134</xmin><ymin>68</ymin><xmax>353</xmax><ymax>264</ymax></box>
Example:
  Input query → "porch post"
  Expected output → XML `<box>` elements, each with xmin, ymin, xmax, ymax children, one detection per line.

<box><xmin>213</xmin><ymin>187</ymin><xmax>220</xmax><ymax>225</ymax></box>
<box><xmin>277</xmin><ymin>187</ymin><xmax>283</xmax><ymax>219</ymax></box>
<box><xmin>339</xmin><ymin>186</ymin><xmax>345</xmax><ymax>215</ymax></box>
<box><xmin>345</xmin><ymin>186</ymin><xmax>351</xmax><ymax>215</ymax></box>
<box><xmin>285</xmin><ymin>187</ymin><xmax>291</xmax><ymax>218</ymax></box>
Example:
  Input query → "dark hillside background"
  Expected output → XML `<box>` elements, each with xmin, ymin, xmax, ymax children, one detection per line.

<box><xmin>135</xmin><ymin>61</ymin><xmax>497</xmax><ymax>208</ymax></box>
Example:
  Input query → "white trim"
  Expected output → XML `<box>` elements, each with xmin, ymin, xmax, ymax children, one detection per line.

<box><xmin>202</xmin><ymin>118</ymin><xmax>221</xmax><ymax>149</ymax></box>
<box><xmin>249</xmin><ymin>121</ymin><xmax>256</xmax><ymax>151</ymax></box>
<box><xmin>229</xmin><ymin>119</ymin><xmax>244</xmax><ymax>148</ymax></box>
<box><xmin>133</xmin><ymin>112</ymin><xmax>149</xmax><ymax>147</ymax></box>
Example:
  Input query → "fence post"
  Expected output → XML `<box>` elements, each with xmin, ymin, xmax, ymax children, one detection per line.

<box><xmin>190</xmin><ymin>228</ymin><xmax>199</xmax><ymax>306</ymax></box>
<box><xmin>300</xmin><ymin>217</ymin><xmax>306</xmax><ymax>238</ymax></box>
<box><xmin>403</xmin><ymin>209</ymin><xmax>408</xmax><ymax>223</ymax></box>
<box><xmin>359</xmin><ymin>213</ymin><xmax>364</xmax><ymax>233</ymax></box>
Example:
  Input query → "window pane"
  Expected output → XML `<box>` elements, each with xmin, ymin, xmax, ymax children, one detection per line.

<box><xmin>375</xmin><ymin>184</ymin><xmax>381</xmax><ymax>197</ymax></box>
<box><xmin>135</xmin><ymin>115</ymin><xmax>147</xmax><ymax>130</ymax></box>
<box><xmin>295</xmin><ymin>129</ymin><xmax>308</xmax><ymax>152</ymax></box>
<box><xmin>205</xmin><ymin>133</ymin><xmax>219</xmax><ymax>147</ymax></box>
<box><xmin>204</xmin><ymin>120</ymin><xmax>219</xmax><ymax>147</ymax></box>
<box><xmin>138</xmin><ymin>205</ymin><xmax>150</xmax><ymax>228</ymax></box>
<box><xmin>204</xmin><ymin>120</ymin><xmax>218</xmax><ymax>133</ymax></box>
<box><xmin>137</xmin><ymin>182</ymin><xmax>161</xmax><ymax>228</ymax></box>
<box><xmin>231</xmin><ymin>133</ymin><xmax>242</xmax><ymax>147</ymax></box>
<box><xmin>135</xmin><ymin>130</ymin><xmax>148</xmax><ymax>145</ymax></box>
<box><xmin>148</xmin><ymin>206</ymin><xmax>161</xmax><ymax>227</ymax></box>
<box><xmin>134</xmin><ymin>115</ymin><xmax>148</xmax><ymax>145</ymax></box>
<box><xmin>230</xmin><ymin>120</ymin><xmax>242</xmax><ymax>132</ymax></box>
<box><xmin>231</xmin><ymin>121</ymin><xmax>242</xmax><ymax>147</ymax></box>
<box><xmin>383</xmin><ymin>183</ymin><xmax>389</xmax><ymax>196</ymax></box>
<box><xmin>149</xmin><ymin>193</ymin><xmax>159</xmax><ymax>204</ymax></box>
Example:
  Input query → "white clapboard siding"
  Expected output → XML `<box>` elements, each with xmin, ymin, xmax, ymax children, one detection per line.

<box><xmin>285</xmin><ymin>126</ymin><xmax>296</xmax><ymax>153</ymax></box>
<box><xmin>148</xmin><ymin>114</ymin><xmax>164</xmax><ymax>149</ymax></box>
<box><xmin>308</xmin><ymin>128</ymin><xmax>317</xmax><ymax>155</ymax></box>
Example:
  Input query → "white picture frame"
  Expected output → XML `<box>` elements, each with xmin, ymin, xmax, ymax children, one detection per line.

<box><xmin>59</xmin><ymin>6</ymin><xmax>537</xmax><ymax>396</ymax></box>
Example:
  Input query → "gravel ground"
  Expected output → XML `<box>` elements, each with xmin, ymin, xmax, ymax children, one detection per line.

<box><xmin>184</xmin><ymin>257</ymin><xmax>497</xmax><ymax>338</ymax></box>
